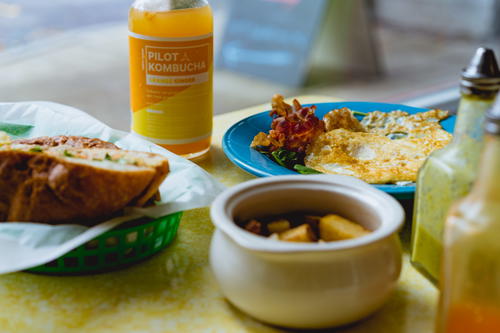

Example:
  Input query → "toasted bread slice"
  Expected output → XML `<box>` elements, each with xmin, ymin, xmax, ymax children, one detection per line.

<box><xmin>0</xmin><ymin>143</ymin><xmax>169</xmax><ymax>226</ymax></box>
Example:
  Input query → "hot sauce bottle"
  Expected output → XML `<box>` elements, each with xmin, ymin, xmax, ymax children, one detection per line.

<box><xmin>436</xmin><ymin>94</ymin><xmax>500</xmax><ymax>333</ymax></box>
<box><xmin>411</xmin><ymin>48</ymin><xmax>500</xmax><ymax>284</ymax></box>
<box><xmin>129</xmin><ymin>0</ymin><xmax>213</xmax><ymax>159</ymax></box>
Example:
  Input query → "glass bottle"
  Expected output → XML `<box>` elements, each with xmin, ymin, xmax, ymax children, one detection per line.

<box><xmin>129</xmin><ymin>0</ymin><xmax>213</xmax><ymax>160</ymax></box>
<box><xmin>411</xmin><ymin>48</ymin><xmax>500</xmax><ymax>284</ymax></box>
<box><xmin>436</xmin><ymin>94</ymin><xmax>500</xmax><ymax>333</ymax></box>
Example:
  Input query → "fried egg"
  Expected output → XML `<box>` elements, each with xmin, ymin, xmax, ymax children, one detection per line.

<box><xmin>305</xmin><ymin>109</ymin><xmax>452</xmax><ymax>184</ymax></box>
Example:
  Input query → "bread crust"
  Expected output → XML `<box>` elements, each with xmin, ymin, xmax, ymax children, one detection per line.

<box><xmin>132</xmin><ymin>161</ymin><xmax>169</xmax><ymax>207</ymax></box>
<box><xmin>0</xmin><ymin>150</ymin><xmax>162</xmax><ymax>226</ymax></box>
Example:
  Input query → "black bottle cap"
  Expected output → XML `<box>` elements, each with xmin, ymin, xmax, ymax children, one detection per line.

<box><xmin>485</xmin><ymin>92</ymin><xmax>500</xmax><ymax>135</ymax></box>
<box><xmin>461</xmin><ymin>48</ymin><xmax>500</xmax><ymax>93</ymax></box>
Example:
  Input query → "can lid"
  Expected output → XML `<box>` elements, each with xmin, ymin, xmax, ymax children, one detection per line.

<box><xmin>485</xmin><ymin>92</ymin><xmax>500</xmax><ymax>135</ymax></box>
<box><xmin>461</xmin><ymin>48</ymin><xmax>500</xmax><ymax>91</ymax></box>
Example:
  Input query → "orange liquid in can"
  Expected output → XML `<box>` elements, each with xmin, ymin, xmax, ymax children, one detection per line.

<box><xmin>129</xmin><ymin>5</ymin><xmax>213</xmax><ymax>159</ymax></box>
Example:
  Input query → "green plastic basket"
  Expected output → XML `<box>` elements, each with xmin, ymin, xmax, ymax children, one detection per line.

<box><xmin>27</xmin><ymin>212</ymin><xmax>183</xmax><ymax>275</ymax></box>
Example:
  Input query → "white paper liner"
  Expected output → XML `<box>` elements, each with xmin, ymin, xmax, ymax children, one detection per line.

<box><xmin>0</xmin><ymin>101</ymin><xmax>225</xmax><ymax>274</ymax></box>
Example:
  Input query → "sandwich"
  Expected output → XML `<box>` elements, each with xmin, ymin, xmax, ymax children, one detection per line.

<box><xmin>0</xmin><ymin>134</ymin><xmax>169</xmax><ymax>226</ymax></box>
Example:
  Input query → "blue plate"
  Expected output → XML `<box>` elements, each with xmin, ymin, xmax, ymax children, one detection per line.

<box><xmin>222</xmin><ymin>102</ymin><xmax>456</xmax><ymax>200</ymax></box>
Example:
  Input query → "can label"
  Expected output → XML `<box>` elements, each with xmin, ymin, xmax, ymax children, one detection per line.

<box><xmin>129</xmin><ymin>32</ymin><xmax>213</xmax><ymax>144</ymax></box>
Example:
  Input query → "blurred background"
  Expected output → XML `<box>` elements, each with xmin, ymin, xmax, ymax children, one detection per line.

<box><xmin>0</xmin><ymin>0</ymin><xmax>499</xmax><ymax>131</ymax></box>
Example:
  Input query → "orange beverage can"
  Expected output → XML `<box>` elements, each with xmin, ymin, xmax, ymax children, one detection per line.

<box><xmin>129</xmin><ymin>0</ymin><xmax>213</xmax><ymax>159</ymax></box>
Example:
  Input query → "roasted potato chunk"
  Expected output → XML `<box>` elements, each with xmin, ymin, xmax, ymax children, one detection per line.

<box><xmin>319</xmin><ymin>214</ymin><xmax>370</xmax><ymax>241</ymax></box>
<box><xmin>239</xmin><ymin>212</ymin><xmax>370</xmax><ymax>242</ymax></box>
<box><xmin>269</xmin><ymin>233</ymin><xmax>280</xmax><ymax>240</ymax></box>
<box><xmin>279</xmin><ymin>224</ymin><xmax>316</xmax><ymax>243</ymax></box>
<box><xmin>267</xmin><ymin>219</ymin><xmax>291</xmax><ymax>234</ymax></box>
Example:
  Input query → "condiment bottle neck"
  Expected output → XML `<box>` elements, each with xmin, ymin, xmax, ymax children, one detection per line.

<box><xmin>452</xmin><ymin>93</ymin><xmax>497</xmax><ymax>141</ymax></box>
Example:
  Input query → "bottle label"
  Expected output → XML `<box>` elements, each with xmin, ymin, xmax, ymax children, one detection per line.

<box><xmin>129</xmin><ymin>32</ymin><xmax>213</xmax><ymax>144</ymax></box>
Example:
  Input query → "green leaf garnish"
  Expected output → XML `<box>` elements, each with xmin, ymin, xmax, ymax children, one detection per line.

<box><xmin>29</xmin><ymin>146</ymin><xmax>43</xmax><ymax>153</ymax></box>
<box><xmin>105</xmin><ymin>153</ymin><xmax>113</xmax><ymax>161</ymax></box>
<box><xmin>63</xmin><ymin>150</ymin><xmax>74</xmax><ymax>157</ymax></box>
<box><xmin>352</xmin><ymin>111</ymin><xmax>368</xmax><ymax>117</ymax></box>
<box><xmin>270</xmin><ymin>148</ymin><xmax>301</xmax><ymax>168</ymax></box>
<box><xmin>0</xmin><ymin>123</ymin><xmax>34</xmax><ymax>138</ymax></box>
<box><xmin>293</xmin><ymin>164</ymin><xmax>323</xmax><ymax>174</ymax></box>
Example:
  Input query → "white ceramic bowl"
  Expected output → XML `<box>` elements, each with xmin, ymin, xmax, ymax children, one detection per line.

<box><xmin>209</xmin><ymin>175</ymin><xmax>404</xmax><ymax>329</ymax></box>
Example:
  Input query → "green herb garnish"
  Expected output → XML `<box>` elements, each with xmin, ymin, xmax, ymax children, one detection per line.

<box><xmin>0</xmin><ymin>123</ymin><xmax>34</xmax><ymax>138</ymax></box>
<box><xmin>352</xmin><ymin>111</ymin><xmax>368</xmax><ymax>117</ymax></box>
<box><xmin>63</xmin><ymin>150</ymin><xmax>74</xmax><ymax>157</ymax></box>
<box><xmin>29</xmin><ymin>146</ymin><xmax>43</xmax><ymax>153</ymax></box>
<box><xmin>293</xmin><ymin>164</ymin><xmax>323</xmax><ymax>175</ymax></box>
<box><xmin>105</xmin><ymin>153</ymin><xmax>113</xmax><ymax>161</ymax></box>
<box><xmin>270</xmin><ymin>148</ymin><xmax>302</xmax><ymax>169</ymax></box>
<box><xmin>266</xmin><ymin>148</ymin><xmax>321</xmax><ymax>174</ymax></box>
<box><xmin>259</xmin><ymin>147</ymin><xmax>321</xmax><ymax>174</ymax></box>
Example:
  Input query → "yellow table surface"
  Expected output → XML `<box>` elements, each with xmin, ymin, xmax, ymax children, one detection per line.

<box><xmin>0</xmin><ymin>96</ymin><xmax>438</xmax><ymax>333</ymax></box>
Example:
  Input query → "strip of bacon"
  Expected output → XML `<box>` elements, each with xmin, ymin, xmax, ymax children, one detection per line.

<box><xmin>252</xmin><ymin>94</ymin><xmax>324</xmax><ymax>153</ymax></box>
